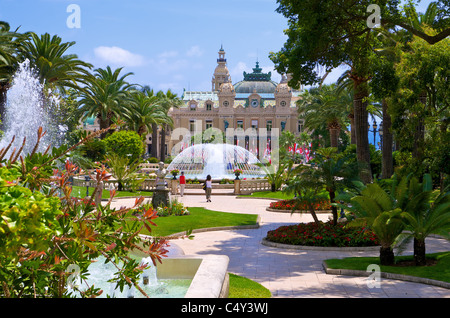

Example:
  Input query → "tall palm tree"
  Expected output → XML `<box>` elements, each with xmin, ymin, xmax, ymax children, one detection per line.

<box><xmin>123</xmin><ymin>89</ymin><xmax>172</xmax><ymax>137</ymax></box>
<box><xmin>77</xmin><ymin>66</ymin><xmax>134</xmax><ymax>139</ymax></box>
<box><xmin>20</xmin><ymin>32</ymin><xmax>92</xmax><ymax>94</ymax></box>
<box><xmin>155</xmin><ymin>89</ymin><xmax>182</xmax><ymax>161</ymax></box>
<box><xmin>297</xmin><ymin>84</ymin><xmax>350</xmax><ymax>149</ymax></box>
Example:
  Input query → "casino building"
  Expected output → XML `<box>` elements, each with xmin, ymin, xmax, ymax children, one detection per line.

<box><xmin>166</xmin><ymin>46</ymin><xmax>304</xmax><ymax>160</ymax></box>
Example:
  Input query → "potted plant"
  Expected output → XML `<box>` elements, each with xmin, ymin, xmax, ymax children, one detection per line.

<box><xmin>170</xmin><ymin>169</ymin><xmax>179</xmax><ymax>179</ymax></box>
<box><xmin>234</xmin><ymin>169</ymin><xmax>242</xmax><ymax>180</ymax></box>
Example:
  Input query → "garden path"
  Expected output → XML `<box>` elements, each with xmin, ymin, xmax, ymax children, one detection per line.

<box><xmin>109</xmin><ymin>194</ymin><xmax>450</xmax><ymax>298</ymax></box>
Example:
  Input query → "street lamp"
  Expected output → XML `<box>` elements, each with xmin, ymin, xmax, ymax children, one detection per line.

<box><xmin>368</xmin><ymin>120</ymin><xmax>378</xmax><ymax>148</ymax></box>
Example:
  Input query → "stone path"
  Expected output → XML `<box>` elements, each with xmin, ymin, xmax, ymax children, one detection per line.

<box><xmin>110</xmin><ymin>192</ymin><xmax>450</xmax><ymax>298</ymax></box>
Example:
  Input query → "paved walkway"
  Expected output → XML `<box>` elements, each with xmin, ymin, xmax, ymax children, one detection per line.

<box><xmin>110</xmin><ymin>192</ymin><xmax>450</xmax><ymax>298</ymax></box>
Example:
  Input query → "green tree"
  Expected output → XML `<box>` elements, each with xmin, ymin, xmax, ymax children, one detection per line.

<box><xmin>396</xmin><ymin>175</ymin><xmax>450</xmax><ymax>266</ymax></box>
<box><xmin>123</xmin><ymin>89</ymin><xmax>171</xmax><ymax>137</ymax></box>
<box><xmin>20</xmin><ymin>32</ymin><xmax>92</xmax><ymax>94</ymax></box>
<box><xmin>297</xmin><ymin>84</ymin><xmax>351</xmax><ymax>149</ymax></box>
<box><xmin>155</xmin><ymin>89</ymin><xmax>181</xmax><ymax>161</ymax></box>
<box><xmin>104</xmin><ymin>130</ymin><xmax>145</xmax><ymax>164</ymax></box>
<box><xmin>77</xmin><ymin>66</ymin><xmax>135</xmax><ymax>139</ymax></box>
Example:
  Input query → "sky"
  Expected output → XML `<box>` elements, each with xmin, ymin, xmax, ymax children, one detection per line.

<box><xmin>0</xmin><ymin>0</ymin><xmax>434</xmax><ymax>97</ymax></box>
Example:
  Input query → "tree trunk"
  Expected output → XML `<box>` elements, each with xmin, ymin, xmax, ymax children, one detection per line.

<box><xmin>380</xmin><ymin>246</ymin><xmax>395</xmax><ymax>266</ymax></box>
<box><xmin>412</xmin><ymin>91</ymin><xmax>427</xmax><ymax>162</ymax></box>
<box><xmin>414</xmin><ymin>238</ymin><xmax>426</xmax><ymax>266</ymax></box>
<box><xmin>381</xmin><ymin>99</ymin><xmax>393</xmax><ymax>179</ymax></box>
<box><xmin>308</xmin><ymin>204</ymin><xmax>320</xmax><ymax>225</ymax></box>
<box><xmin>348</xmin><ymin>113</ymin><xmax>356</xmax><ymax>145</ymax></box>
<box><xmin>329</xmin><ymin>127</ymin><xmax>340</xmax><ymax>149</ymax></box>
<box><xmin>151</xmin><ymin>123</ymin><xmax>158</xmax><ymax>158</ymax></box>
<box><xmin>353</xmin><ymin>81</ymin><xmax>372</xmax><ymax>184</ymax></box>
<box><xmin>160</xmin><ymin>124</ymin><xmax>166</xmax><ymax>162</ymax></box>
<box><xmin>328</xmin><ymin>189</ymin><xmax>338</xmax><ymax>226</ymax></box>
<box><xmin>98</xmin><ymin>115</ymin><xmax>110</xmax><ymax>140</ymax></box>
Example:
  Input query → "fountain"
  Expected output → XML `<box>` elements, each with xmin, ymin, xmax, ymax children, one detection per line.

<box><xmin>0</xmin><ymin>59</ymin><xmax>63</xmax><ymax>155</ymax></box>
<box><xmin>167</xmin><ymin>143</ymin><xmax>266</xmax><ymax>180</ymax></box>
<box><xmin>70</xmin><ymin>254</ymin><xmax>229</xmax><ymax>298</ymax></box>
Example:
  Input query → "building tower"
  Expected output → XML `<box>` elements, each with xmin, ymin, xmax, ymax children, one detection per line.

<box><xmin>212</xmin><ymin>45</ymin><xmax>231</xmax><ymax>92</ymax></box>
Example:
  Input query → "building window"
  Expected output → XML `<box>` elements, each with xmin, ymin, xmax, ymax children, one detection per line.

<box><xmin>236</xmin><ymin>120</ymin><xmax>244</xmax><ymax>129</ymax></box>
<box><xmin>251</xmin><ymin>119</ymin><xmax>258</xmax><ymax>129</ymax></box>
<box><xmin>298</xmin><ymin>120</ymin><xmax>304</xmax><ymax>133</ymax></box>
<box><xmin>223</xmin><ymin>100</ymin><xmax>229</xmax><ymax>107</ymax></box>
<box><xmin>280</xmin><ymin>100</ymin><xmax>287</xmax><ymax>107</ymax></box>
<box><xmin>266</xmin><ymin>120</ymin><xmax>272</xmax><ymax>132</ymax></box>
<box><xmin>190</xmin><ymin>103</ymin><xmax>196</xmax><ymax>111</ymax></box>
<box><xmin>189</xmin><ymin>120</ymin><xmax>195</xmax><ymax>133</ymax></box>
<box><xmin>206</xmin><ymin>120</ymin><xmax>213</xmax><ymax>129</ymax></box>
<box><xmin>206</xmin><ymin>103</ymin><xmax>212</xmax><ymax>111</ymax></box>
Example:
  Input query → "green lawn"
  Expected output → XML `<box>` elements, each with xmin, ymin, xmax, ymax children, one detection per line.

<box><xmin>238</xmin><ymin>190</ymin><xmax>294</xmax><ymax>200</ymax></box>
<box><xmin>324</xmin><ymin>252</ymin><xmax>450</xmax><ymax>283</ymax></box>
<box><xmin>72</xmin><ymin>185</ymin><xmax>151</xmax><ymax>199</ymax></box>
<box><xmin>228</xmin><ymin>273</ymin><xmax>271</xmax><ymax>298</ymax></box>
<box><xmin>144</xmin><ymin>207</ymin><xmax>258</xmax><ymax>237</ymax></box>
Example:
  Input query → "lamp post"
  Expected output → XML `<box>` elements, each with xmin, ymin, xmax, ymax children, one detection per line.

<box><xmin>368</xmin><ymin>120</ymin><xmax>378</xmax><ymax>149</ymax></box>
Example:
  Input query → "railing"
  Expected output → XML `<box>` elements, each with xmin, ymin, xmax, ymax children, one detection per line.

<box><xmin>73</xmin><ymin>178</ymin><xmax>157</xmax><ymax>192</ymax></box>
<box><xmin>236</xmin><ymin>179</ymin><xmax>271</xmax><ymax>194</ymax></box>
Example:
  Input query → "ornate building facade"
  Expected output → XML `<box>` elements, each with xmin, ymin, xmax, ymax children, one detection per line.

<box><xmin>167</xmin><ymin>46</ymin><xmax>304</xmax><ymax>160</ymax></box>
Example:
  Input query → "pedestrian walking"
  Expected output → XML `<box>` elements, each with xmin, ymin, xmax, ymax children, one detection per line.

<box><xmin>179</xmin><ymin>171</ymin><xmax>186</xmax><ymax>197</ymax></box>
<box><xmin>205</xmin><ymin>175</ymin><xmax>212</xmax><ymax>202</ymax></box>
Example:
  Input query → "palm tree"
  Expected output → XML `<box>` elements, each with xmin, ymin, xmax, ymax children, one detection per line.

<box><xmin>155</xmin><ymin>89</ymin><xmax>182</xmax><ymax>161</ymax></box>
<box><xmin>77</xmin><ymin>66</ymin><xmax>134</xmax><ymax>139</ymax></box>
<box><xmin>312</xmin><ymin>147</ymin><xmax>359</xmax><ymax>226</ymax></box>
<box><xmin>397</xmin><ymin>175</ymin><xmax>450</xmax><ymax>266</ymax></box>
<box><xmin>297</xmin><ymin>84</ymin><xmax>350</xmax><ymax>149</ymax></box>
<box><xmin>346</xmin><ymin>178</ymin><xmax>407</xmax><ymax>265</ymax></box>
<box><xmin>20</xmin><ymin>32</ymin><xmax>92</xmax><ymax>94</ymax></box>
<box><xmin>123</xmin><ymin>89</ymin><xmax>171</xmax><ymax>137</ymax></box>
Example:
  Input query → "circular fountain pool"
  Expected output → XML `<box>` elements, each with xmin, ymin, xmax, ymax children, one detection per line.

<box><xmin>167</xmin><ymin>143</ymin><xmax>266</xmax><ymax>180</ymax></box>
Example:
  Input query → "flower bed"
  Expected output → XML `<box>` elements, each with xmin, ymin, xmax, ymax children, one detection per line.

<box><xmin>266</xmin><ymin>221</ymin><xmax>379</xmax><ymax>247</ymax></box>
<box><xmin>269</xmin><ymin>199</ymin><xmax>331</xmax><ymax>211</ymax></box>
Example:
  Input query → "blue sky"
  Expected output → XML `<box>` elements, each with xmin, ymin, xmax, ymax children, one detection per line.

<box><xmin>0</xmin><ymin>0</ymin><xmax>434</xmax><ymax>96</ymax></box>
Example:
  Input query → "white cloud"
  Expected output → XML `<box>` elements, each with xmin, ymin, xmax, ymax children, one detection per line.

<box><xmin>186</xmin><ymin>45</ymin><xmax>204</xmax><ymax>57</ymax></box>
<box><xmin>93</xmin><ymin>46</ymin><xmax>145</xmax><ymax>67</ymax></box>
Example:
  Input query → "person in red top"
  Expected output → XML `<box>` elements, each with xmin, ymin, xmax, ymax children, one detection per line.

<box><xmin>179</xmin><ymin>171</ymin><xmax>186</xmax><ymax>197</ymax></box>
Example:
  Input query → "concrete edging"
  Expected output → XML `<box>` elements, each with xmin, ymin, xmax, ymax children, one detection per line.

<box><xmin>167</xmin><ymin>215</ymin><xmax>261</xmax><ymax>238</ymax></box>
<box><xmin>322</xmin><ymin>261</ymin><xmax>450</xmax><ymax>289</ymax></box>
<box><xmin>261</xmin><ymin>237</ymin><xmax>381</xmax><ymax>252</ymax></box>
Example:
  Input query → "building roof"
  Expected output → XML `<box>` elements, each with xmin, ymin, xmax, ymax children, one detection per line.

<box><xmin>181</xmin><ymin>90</ymin><xmax>218</xmax><ymax>101</ymax></box>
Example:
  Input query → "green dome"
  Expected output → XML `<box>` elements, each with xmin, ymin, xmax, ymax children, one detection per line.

<box><xmin>233</xmin><ymin>80</ymin><xmax>278</xmax><ymax>94</ymax></box>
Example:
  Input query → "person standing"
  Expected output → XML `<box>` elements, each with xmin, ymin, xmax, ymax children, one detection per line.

<box><xmin>205</xmin><ymin>175</ymin><xmax>212</xmax><ymax>202</ymax></box>
<box><xmin>179</xmin><ymin>171</ymin><xmax>186</xmax><ymax>197</ymax></box>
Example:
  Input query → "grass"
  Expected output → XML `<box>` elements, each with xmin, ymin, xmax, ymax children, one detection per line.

<box><xmin>142</xmin><ymin>207</ymin><xmax>258</xmax><ymax>237</ymax></box>
<box><xmin>324</xmin><ymin>251</ymin><xmax>450</xmax><ymax>283</ymax></box>
<box><xmin>238</xmin><ymin>190</ymin><xmax>294</xmax><ymax>200</ymax></box>
<box><xmin>72</xmin><ymin>185</ymin><xmax>151</xmax><ymax>199</ymax></box>
<box><xmin>228</xmin><ymin>273</ymin><xmax>271</xmax><ymax>298</ymax></box>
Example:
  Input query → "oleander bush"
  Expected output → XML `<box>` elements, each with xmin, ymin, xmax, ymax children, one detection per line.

<box><xmin>266</xmin><ymin>221</ymin><xmax>379</xmax><ymax>247</ymax></box>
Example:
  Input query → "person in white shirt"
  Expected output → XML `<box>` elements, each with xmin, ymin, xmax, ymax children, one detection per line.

<box><xmin>205</xmin><ymin>175</ymin><xmax>212</xmax><ymax>202</ymax></box>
